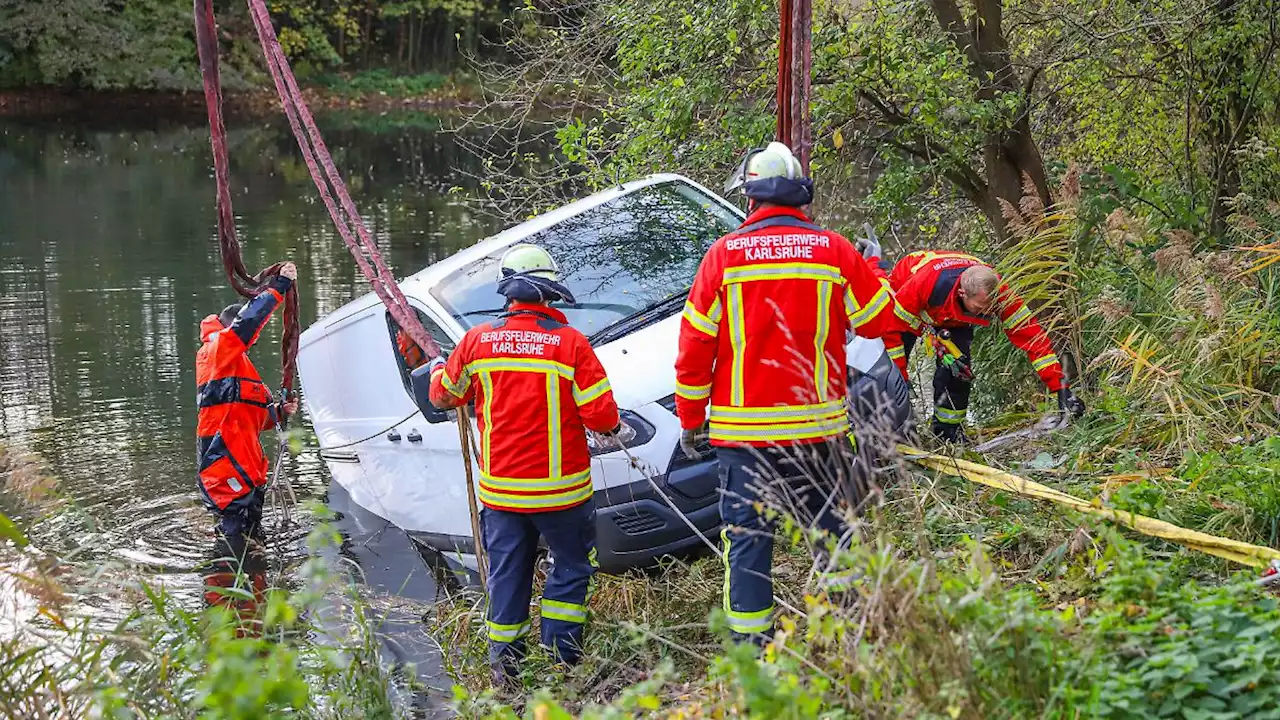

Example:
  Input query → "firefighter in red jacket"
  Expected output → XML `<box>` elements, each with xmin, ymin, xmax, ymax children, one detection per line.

<box><xmin>881</xmin><ymin>251</ymin><xmax>1085</xmax><ymax>442</ymax></box>
<box><xmin>675</xmin><ymin>142</ymin><xmax>905</xmax><ymax>642</ymax></box>
<box><xmin>196</xmin><ymin>262</ymin><xmax>298</xmax><ymax>541</ymax></box>
<box><xmin>428</xmin><ymin>244</ymin><xmax>620</xmax><ymax>684</ymax></box>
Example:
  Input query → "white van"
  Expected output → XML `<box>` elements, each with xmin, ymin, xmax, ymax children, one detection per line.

<box><xmin>297</xmin><ymin>174</ymin><xmax>910</xmax><ymax>573</ymax></box>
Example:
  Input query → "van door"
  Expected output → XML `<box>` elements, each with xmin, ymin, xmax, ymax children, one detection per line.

<box><xmin>376</xmin><ymin>306</ymin><xmax>478</xmax><ymax>552</ymax></box>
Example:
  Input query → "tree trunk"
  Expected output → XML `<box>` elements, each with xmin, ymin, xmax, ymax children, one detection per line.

<box><xmin>363</xmin><ymin>1</ymin><xmax>373</xmax><ymax>66</ymax></box>
<box><xmin>1205</xmin><ymin>0</ymin><xmax>1248</xmax><ymax>239</ymax></box>
<box><xmin>981</xmin><ymin>114</ymin><xmax>1051</xmax><ymax>242</ymax></box>
<box><xmin>408</xmin><ymin>8</ymin><xmax>416</xmax><ymax>71</ymax></box>
<box><xmin>929</xmin><ymin>0</ymin><xmax>1050</xmax><ymax>244</ymax></box>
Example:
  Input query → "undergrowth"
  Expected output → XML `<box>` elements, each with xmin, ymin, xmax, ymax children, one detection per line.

<box><xmin>438</xmin><ymin>491</ymin><xmax>1280</xmax><ymax>719</ymax></box>
<box><xmin>432</xmin><ymin>177</ymin><xmax>1280</xmax><ymax>717</ymax></box>
<box><xmin>0</xmin><ymin>443</ymin><xmax>414</xmax><ymax>719</ymax></box>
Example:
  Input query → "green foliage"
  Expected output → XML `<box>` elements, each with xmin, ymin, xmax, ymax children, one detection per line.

<box><xmin>1078</xmin><ymin>560</ymin><xmax>1280</xmax><ymax>719</ymax></box>
<box><xmin>443</xmin><ymin>522</ymin><xmax>1280</xmax><ymax>718</ymax></box>
<box><xmin>0</xmin><ymin>0</ymin><xmax>513</xmax><ymax>90</ymax></box>
<box><xmin>0</xmin><ymin>0</ymin><xmax>197</xmax><ymax>90</ymax></box>
<box><xmin>0</xmin><ymin>516</ymin><xmax>411</xmax><ymax>719</ymax></box>
<box><xmin>546</xmin><ymin>0</ymin><xmax>776</xmax><ymax>193</ymax></box>
<box><xmin>1105</xmin><ymin>437</ymin><xmax>1280</xmax><ymax>548</ymax></box>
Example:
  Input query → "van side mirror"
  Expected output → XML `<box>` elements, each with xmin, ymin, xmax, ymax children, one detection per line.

<box><xmin>409</xmin><ymin>365</ymin><xmax>452</xmax><ymax>425</ymax></box>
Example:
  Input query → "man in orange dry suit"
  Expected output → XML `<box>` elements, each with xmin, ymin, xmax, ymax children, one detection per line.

<box><xmin>880</xmin><ymin>251</ymin><xmax>1085</xmax><ymax>443</ymax></box>
<box><xmin>196</xmin><ymin>262</ymin><xmax>298</xmax><ymax>541</ymax></box>
<box><xmin>674</xmin><ymin>142</ymin><xmax>906</xmax><ymax>643</ymax></box>
<box><xmin>428</xmin><ymin>244</ymin><xmax>620</xmax><ymax>684</ymax></box>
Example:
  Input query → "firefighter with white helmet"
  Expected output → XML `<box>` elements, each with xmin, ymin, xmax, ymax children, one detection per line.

<box><xmin>429</xmin><ymin>243</ymin><xmax>619</xmax><ymax>685</ymax></box>
<box><xmin>678</xmin><ymin>140</ymin><xmax>907</xmax><ymax>642</ymax></box>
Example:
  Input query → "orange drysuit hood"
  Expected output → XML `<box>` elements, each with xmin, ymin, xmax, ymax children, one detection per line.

<box><xmin>200</xmin><ymin>315</ymin><xmax>224</xmax><ymax>343</ymax></box>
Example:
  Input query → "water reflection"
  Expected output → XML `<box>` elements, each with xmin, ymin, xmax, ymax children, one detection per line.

<box><xmin>0</xmin><ymin>114</ymin><xmax>504</xmax><ymax>704</ymax></box>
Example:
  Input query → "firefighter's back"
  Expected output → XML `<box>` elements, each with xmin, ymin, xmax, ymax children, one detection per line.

<box><xmin>452</xmin><ymin>304</ymin><xmax>604</xmax><ymax>513</ymax></box>
<box><xmin>688</xmin><ymin>206</ymin><xmax>882</xmax><ymax>448</ymax></box>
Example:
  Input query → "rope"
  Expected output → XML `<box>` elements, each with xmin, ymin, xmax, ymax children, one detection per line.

<box><xmin>193</xmin><ymin>1</ymin><xmax>452</xmax><ymax>559</ymax></box>
<box><xmin>315</xmin><ymin>412</ymin><xmax>418</xmax><ymax>452</ymax></box>
<box><xmin>194</xmin><ymin>0</ymin><xmax>443</xmax><ymax>375</ymax></box>
<box><xmin>244</xmin><ymin>0</ymin><xmax>441</xmax><ymax>359</ymax></box>
<box><xmin>900</xmin><ymin>444</ymin><xmax>1280</xmax><ymax>570</ymax></box>
<box><xmin>193</xmin><ymin>0</ymin><xmax>299</xmax><ymax>391</ymax></box>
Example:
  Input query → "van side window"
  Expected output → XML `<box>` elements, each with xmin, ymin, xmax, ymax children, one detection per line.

<box><xmin>386</xmin><ymin>309</ymin><xmax>455</xmax><ymax>395</ymax></box>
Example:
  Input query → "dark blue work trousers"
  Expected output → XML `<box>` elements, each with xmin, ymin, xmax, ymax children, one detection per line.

<box><xmin>216</xmin><ymin>486</ymin><xmax>266</xmax><ymax>540</ymax></box>
<box><xmin>717</xmin><ymin>439</ymin><xmax>858</xmax><ymax>641</ymax></box>
<box><xmin>481</xmin><ymin>500</ymin><xmax>597</xmax><ymax>670</ymax></box>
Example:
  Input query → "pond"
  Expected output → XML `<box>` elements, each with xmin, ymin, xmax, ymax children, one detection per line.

<box><xmin>0</xmin><ymin>111</ymin><xmax>513</xmax><ymax>713</ymax></box>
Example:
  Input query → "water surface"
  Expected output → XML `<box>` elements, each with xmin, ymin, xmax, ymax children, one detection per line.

<box><xmin>0</xmin><ymin>112</ymin><xmax>509</xmax><ymax>708</ymax></box>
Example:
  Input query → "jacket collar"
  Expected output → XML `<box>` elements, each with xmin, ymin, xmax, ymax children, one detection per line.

<box><xmin>740</xmin><ymin>204</ymin><xmax>812</xmax><ymax>228</ymax></box>
<box><xmin>933</xmin><ymin>285</ymin><xmax>993</xmax><ymax>327</ymax></box>
<box><xmin>506</xmin><ymin>302</ymin><xmax>568</xmax><ymax>323</ymax></box>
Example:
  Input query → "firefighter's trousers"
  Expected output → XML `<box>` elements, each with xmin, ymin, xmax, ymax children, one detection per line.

<box><xmin>902</xmin><ymin>326</ymin><xmax>974</xmax><ymax>440</ymax></box>
<box><xmin>215</xmin><ymin>486</ymin><xmax>266</xmax><ymax>540</ymax></box>
<box><xmin>717</xmin><ymin>439</ymin><xmax>859</xmax><ymax>642</ymax></box>
<box><xmin>482</xmin><ymin>500</ymin><xmax>597</xmax><ymax>669</ymax></box>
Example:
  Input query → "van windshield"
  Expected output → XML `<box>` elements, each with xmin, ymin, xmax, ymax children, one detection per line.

<box><xmin>432</xmin><ymin>180</ymin><xmax>743</xmax><ymax>337</ymax></box>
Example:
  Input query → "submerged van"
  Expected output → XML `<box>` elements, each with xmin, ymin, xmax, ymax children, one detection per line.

<box><xmin>297</xmin><ymin>174</ymin><xmax>910</xmax><ymax>573</ymax></box>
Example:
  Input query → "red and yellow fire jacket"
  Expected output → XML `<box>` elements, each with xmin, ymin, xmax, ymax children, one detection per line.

<box><xmin>196</xmin><ymin>276</ymin><xmax>291</xmax><ymax>511</ymax></box>
<box><xmin>674</xmin><ymin>206</ymin><xmax>904</xmax><ymax>447</ymax></box>
<box><xmin>883</xmin><ymin>250</ymin><xmax>1066</xmax><ymax>392</ymax></box>
<box><xmin>429</xmin><ymin>302</ymin><xmax>620</xmax><ymax>513</ymax></box>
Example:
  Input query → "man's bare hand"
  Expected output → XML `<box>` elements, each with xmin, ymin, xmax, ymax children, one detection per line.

<box><xmin>280</xmin><ymin>262</ymin><xmax>298</xmax><ymax>282</ymax></box>
<box><xmin>283</xmin><ymin>399</ymin><xmax>299</xmax><ymax>417</ymax></box>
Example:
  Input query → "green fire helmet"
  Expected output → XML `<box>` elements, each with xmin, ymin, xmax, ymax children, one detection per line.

<box><xmin>724</xmin><ymin>141</ymin><xmax>803</xmax><ymax>194</ymax></box>
<box><xmin>497</xmin><ymin>243</ymin><xmax>562</xmax><ymax>282</ymax></box>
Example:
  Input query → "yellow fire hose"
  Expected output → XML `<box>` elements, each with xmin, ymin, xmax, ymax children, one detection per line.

<box><xmin>899</xmin><ymin>445</ymin><xmax>1280</xmax><ymax>570</ymax></box>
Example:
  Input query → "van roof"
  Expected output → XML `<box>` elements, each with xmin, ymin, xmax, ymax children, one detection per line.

<box><xmin>304</xmin><ymin>173</ymin><xmax>693</xmax><ymax>340</ymax></box>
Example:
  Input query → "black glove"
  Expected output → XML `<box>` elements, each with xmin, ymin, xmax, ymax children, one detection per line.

<box><xmin>1058</xmin><ymin>388</ymin><xmax>1085</xmax><ymax>418</ymax></box>
<box><xmin>680</xmin><ymin>428</ymin><xmax>702</xmax><ymax>460</ymax></box>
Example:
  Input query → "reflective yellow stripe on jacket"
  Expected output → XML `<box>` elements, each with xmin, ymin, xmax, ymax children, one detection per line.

<box><xmin>814</xmin><ymin>281</ymin><xmax>833</xmax><ymax>400</ymax></box>
<box><xmin>726</xmin><ymin>285</ymin><xmax>747</xmax><ymax>406</ymax></box>
<box><xmin>478</xmin><ymin>469</ymin><xmax>593</xmax><ymax>511</ymax></box>
<box><xmin>1005</xmin><ymin>304</ymin><xmax>1034</xmax><ymax>330</ymax></box>
<box><xmin>467</xmin><ymin>358</ymin><xmax>593</xmax><ymax>511</ymax></box>
<box><xmin>708</xmin><ymin>400</ymin><xmax>850</xmax><ymax>444</ymax></box>
<box><xmin>1032</xmin><ymin>353</ymin><xmax>1060</xmax><ymax>372</ymax></box>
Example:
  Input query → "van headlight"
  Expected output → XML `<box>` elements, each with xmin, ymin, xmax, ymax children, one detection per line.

<box><xmin>587</xmin><ymin>411</ymin><xmax>656</xmax><ymax>456</ymax></box>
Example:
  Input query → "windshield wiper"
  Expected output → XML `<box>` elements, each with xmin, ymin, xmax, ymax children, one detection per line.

<box><xmin>458</xmin><ymin>308</ymin><xmax>508</xmax><ymax>319</ymax></box>
<box><xmin>589</xmin><ymin>289</ymin><xmax>690</xmax><ymax>345</ymax></box>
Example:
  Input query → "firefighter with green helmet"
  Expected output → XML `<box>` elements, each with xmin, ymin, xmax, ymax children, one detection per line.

<box><xmin>428</xmin><ymin>243</ymin><xmax>621</xmax><ymax>685</ymax></box>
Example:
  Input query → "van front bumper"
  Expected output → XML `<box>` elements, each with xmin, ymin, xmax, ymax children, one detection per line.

<box><xmin>592</xmin><ymin>447</ymin><xmax>721</xmax><ymax>575</ymax></box>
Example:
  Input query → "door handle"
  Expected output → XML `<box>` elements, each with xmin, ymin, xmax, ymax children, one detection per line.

<box><xmin>407</xmin><ymin>429</ymin><xmax>422</xmax><ymax>443</ymax></box>
<box><xmin>320</xmin><ymin>450</ymin><xmax>360</xmax><ymax>464</ymax></box>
